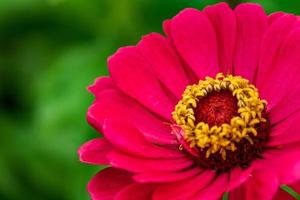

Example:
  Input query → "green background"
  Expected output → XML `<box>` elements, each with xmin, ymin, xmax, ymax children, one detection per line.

<box><xmin>1</xmin><ymin>0</ymin><xmax>300</xmax><ymax>200</ymax></box>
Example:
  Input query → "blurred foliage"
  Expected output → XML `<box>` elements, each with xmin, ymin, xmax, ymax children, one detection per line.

<box><xmin>1</xmin><ymin>0</ymin><xmax>300</xmax><ymax>200</ymax></box>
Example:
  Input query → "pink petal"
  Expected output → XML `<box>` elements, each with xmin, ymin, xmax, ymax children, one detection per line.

<box><xmin>258</xmin><ymin>14</ymin><xmax>296</xmax><ymax>82</ymax></box>
<box><xmin>87</xmin><ymin>89</ymin><xmax>177</xmax><ymax>145</ymax></box>
<box><xmin>115</xmin><ymin>183</ymin><xmax>155</xmax><ymax>200</ymax></box>
<box><xmin>268</xmin><ymin>12</ymin><xmax>285</xmax><ymax>25</ymax></box>
<box><xmin>229</xmin><ymin>185</ymin><xmax>245</xmax><ymax>200</ymax></box>
<box><xmin>257</xmin><ymin>28</ymin><xmax>300</xmax><ymax>110</ymax></box>
<box><xmin>78</xmin><ymin>138</ymin><xmax>112</xmax><ymax>165</ymax></box>
<box><xmin>88</xmin><ymin>77</ymin><xmax>114</xmax><ymax>97</ymax></box>
<box><xmin>228</xmin><ymin>166</ymin><xmax>254</xmax><ymax>191</ymax></box>
<box><xmin>108</xmin><ymin>150</ymin><xmax>193</xmax><ymax>173</ymax></box>
<box><xmin>152</xmin><ymin>170</ymin><xmax>215</xmax><ymax>199</ymax></box>
<box><xmin>163</xmin><ymin>18</ymin><xmax>200</xmax><ymax>83</ymax></box>
<box><xmin>269</xmin><ymin>84</ymin><xmax>300</xmax><ymax>124</ymax></box>
<box><xmin>134</xmin><ymin>167</ymin><xmax>201</xmax><ymax>183</ymax></box>
<box><xmin>268</xmin><ymin>111</ymin><xmax>300</xmax><ymax>147</ymax></box>
<box><xmin>191</xmin><ymin>173</ymin><xmax>229</xmax><ymax>200</ymax></box>
<box><xmin>108</xmin><ymin>46</ymin><xmax>176</xmax><ymax>120</ymax></box>
<box><xmin>290</xmin><ymin>181</ymin><xmax>300</xmax><ymax>194</ymax></box>
<box><xmin>102</xmin><ymin>119</ymin><xmax>184</xmax><ymax>159</ymax></box>
<box><xmin>273</xmin><ymin>182</ymin><xmax>300</xmax><ymax>200</ymax></box>
<box><xmin>88</xmin><ymin>168</ymin><xmax>133</xmax><ymax>200</ymax></box>
<box><xmin>229</xmin><ymin>170</ymin><xmax>279</xmax><ymax>200</ymax></box>
<box><xmin>170</xmin><ymin>8</ymin><xmax>218</xmax><ymax>79</ymax></box>
<box><xmin>233</xmin><ymin>3</ymin><xmax>267</xmax><ymax>82</ymax></box>
<box><xmin>171</xmin><ymin>125</ymin><xmax>199</xmax><ymax>157</ymax></box>
<box><xmin>137</xmin><ymin>33</ymin><xmax>189</xmax><ymax>98</ymax></box>
<box><xmin>273</xmin><ymin>190</ymin><xmax>293</xmax><ymax>200</ymax></box>
<box><xmin>256</xmin><ymin>14</ymin><xmax>297</xmax><ymax>107</ymax></box>
<box><xmin>163</xmin><ymin>19</ymin><xmax>172</xmax><ymax>38</ymax></box>
<box><xmin>264</xmin><ymin>144</ymin><xmax>300</xmax><ymax>184</ymax></box>
<box><xmin>204</xmin><ymin>2</ymin><xmax>236</xmax><ymax>74</ymax></box>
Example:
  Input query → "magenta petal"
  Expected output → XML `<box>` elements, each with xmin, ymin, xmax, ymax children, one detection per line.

<box><xmin>266</xmin><ymin>145</ymin><xmax>300</xmax><ymax>184</ymax></box>
<box><xmin>163</xmin><ymin>19</ymin><xmax>172</xmax><ymax>38</ymax></box>
<box><xmin>137</xmin><ymin>33</ymin><xmax>189</xmax><ymax>98</ymax></box>
<box><xmin>258</xmin><ymin>13</ymin><xmax>296</xmax><ymax>79</ymax></box>
<box><xmin>273</xmin><ymin>182</ymin><xmax>300</xmax><ymax>200</ymax></box>
<box><xmin>268</xmin><ymin>112</ymin><xmax>300</xmax><ymax>147</ymax></box>
<box><xmin>108</xmin><ymin>46</ymin><xmax>175</xmax><ymax>120</ymax></box>
<box><xmin>229</xmin><ymin>184</ymin><xmax>245</xmax><ymax>200</ymax></box>
<box><xmin>88</xmin><ymin>77</ymin><xmax>114</xmax><ymax>97</ymax></box>
<box><xmin>290</xmin><ymin>182</ymin><xmax>300</xmax><ymax>195</ymax></box>
<box><xmin>269</xmin><ymin>84</ymin><xmax>300</xmax><ymax>124</ymax></box>
<box><xmin>78</xmin><ymin>138</ymin><xmax>112</xmax><ymax>165</ymax></box>
<box><xmin>115</xmin><ymin>183</ymin><xmax>155</xmax><ymax>200</ymax></box>
<box><xmin>257</xmin><ymin>28</ymin><xmax>300</xmax><ymax>109</ymax></box>
<box><xmin>204</xmin><ymin>2</ymin><xmax>236</xmax><ymax>74</ymax></box>
<box><xmin>273</xmin><ymin>190</ymin><xmax>293</xmax><ymax>200</ymax></box>
<box><xmin>229</xmin><ymin>170</ymin><xmax>279</xmax><ymax>200</ymax></box>
<box><xmin>233</xmin><ymin>3</ymin><xmax>267</xmax><ymax>82</ymax></box>
<box><xmin>171</xmin><ymin>125</ymin><xmax>199</xmax><ymax>157</ymax></box>
<box><xmin>152</xmin><ymin>170</ymin><xmax>215</xmax><ymax>199</ymax></box>
<box><xmin>87</xmin><ymin>89</ymin><xmax>177</xmax><ymax>145</ymax></box>
<box><xmin>108</xmin><ymin>150</ymin><xmax>193</xmax><ymax>173</ymax></box>
<box><xmin>134</xmin><ymin>167</ymin><xmax>201</xmax><ymax>183</ymax></box>
<box><xmin>268</xmin><ymin>12</ymin><xmax>285</xmax><ymax>25</ymax></box>
<box><xmin>191</xmin><ymin>173</ymin><xmax>229</xmax><ymax>200</ymax></box>
<box><xmin>102</xmin><ymin>119</ymin><xmax>184</xmax><ymax>159</ymax></box>
<box><xmin>88</xmin><ymin>168</ymin><xmax>133</xmax><ymax>200</ymax></box>
<box><xmin>256</xmin><ymin>14</ymin><xmax>297</xmax><ymax>107</ymax></box>
<box><xmin>170</xmin><ymin>8</ymin><xmax>218</xmax><ymax>79</ymax></box>
<box><xmin>228</xmin><ymin>167</ymin><xmax>254</xmax><ymax>191</ymax></box>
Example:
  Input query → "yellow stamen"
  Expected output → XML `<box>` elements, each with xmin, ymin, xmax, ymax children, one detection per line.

<box><xmin>172</xmin><ymin>73</ymin><xmax>267</xmax><ymax>160</ymax></box>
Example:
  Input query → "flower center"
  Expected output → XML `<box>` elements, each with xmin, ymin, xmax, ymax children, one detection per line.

<box><xmin>172</xmin><ymin>73</ymin><xmax>270</xmax><ymax>172</ymax></box>
<box><xmin>195</xmin><ymin>90</ymin><xmax>238</xmax><ymax>126</ymax></box>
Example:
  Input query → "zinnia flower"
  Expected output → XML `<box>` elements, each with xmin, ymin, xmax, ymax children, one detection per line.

<box><xmin>79</xmin><ymin>2</ymin><xmax>300</xmax><ymax>199</ymax></box>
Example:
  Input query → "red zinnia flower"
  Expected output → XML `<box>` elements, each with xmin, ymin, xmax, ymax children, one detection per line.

<box><xmin>79</xmin><ymin>2</ymin><xmax>300</xmax><ymax>199</ymax></box>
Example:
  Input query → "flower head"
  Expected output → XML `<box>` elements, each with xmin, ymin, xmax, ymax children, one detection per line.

<box><xmin>79</xmin><ymin>2</ymin><xmax>300</xmax><ymax>199</ymax></box>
